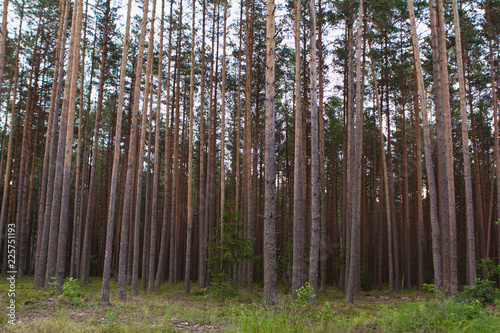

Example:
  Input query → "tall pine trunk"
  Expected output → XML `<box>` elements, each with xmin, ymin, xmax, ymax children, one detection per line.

<box><xmin>80</xmin><ymin>0</ymin><xmax>110</xmax><ymax>284</ymax></box>
<box><xmin>263</xmin><ymin>0</ymin><xmax>277</xmax><ymax>306</ymax></box>
<box><xmin>308</xmin><ymin>0</ymin><xmax>320</xmax><ymax>302</ymax></box>
<box><xmin>345</xmin><ymin>0</ymin><xmax>363</xmax><ymax>304</ymax></box>
<box><xmin>408</xmin><ymin>0</ymin><xmax>443</xmax><ymax>293</ymax></box>
<box><xmin>132</xmin><ymin>0</ymin><xmax>156</xmax><ymax>295</ymax></box>
<box><xmin>100</xmin><ymin>0</ymin><xmax>133</xmax><ymax>304</ymax></box>
<box><xmin>184</xmin><ymin>0</ymin><xmax>197</xmax><ymax>294</ymax></box>
<box><xmin>451</xmin><ymin>0</ymin><xmax>476</xmax><ymax>285</ymax></box>
<box><xmin>291</xmin><ymin>0</ymin><xmax>305</xmax><ymax>299</ymax></box>
<box><xmin>154</xmin><ymin>0</ymin><xmax>174</xmax><ymax>289</ymax></box>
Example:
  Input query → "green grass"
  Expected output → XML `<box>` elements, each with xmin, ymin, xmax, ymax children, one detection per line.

<box><xmin>377</xmin><ymin>298</ymin><xmax>500</xmax><ymax>332</ymax></box>
<box><xmin>0</xmin><ymin>276</ymin><xmax>499</xmax><ymax>332</ymax></box>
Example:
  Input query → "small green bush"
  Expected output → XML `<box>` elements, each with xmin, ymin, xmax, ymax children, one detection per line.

<box><xmin>294</xmin><ymin>282</ymin><xmax>315</xmax><ymax>305</ymax></box>
<box><xmin>462</xmin><ymin>278</ymin><xmax>500</xmax><ymax>307</ymax></box>
<box><xmin>62</xmin><ymin>277</ymin><xmax>84</xmax><ymax>306</ymax></box>
<box><xmin>423</xmin><ymin>283</ymin><xmax>435</xmax><ymax>294</ymax></box>
<box><xmin>461</xmin><ymin>258</ymin><xmax>500</xmax><ymax>307</ymax></box>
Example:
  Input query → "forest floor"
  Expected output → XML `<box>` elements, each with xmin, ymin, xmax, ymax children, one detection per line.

<box><xmin>0</xmin><ymin>276</ymin><xmax>500</xmax><ymax>332</ymax></box>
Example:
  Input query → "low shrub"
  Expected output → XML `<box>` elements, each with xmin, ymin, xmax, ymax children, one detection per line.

<box><xmin>461</xmin><ymin>278</ymin><xmax>500</xmax><ymax>307</ymax></box>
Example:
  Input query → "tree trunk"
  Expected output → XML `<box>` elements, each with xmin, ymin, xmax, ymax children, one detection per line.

<box><xmin>412</xmin><ymin>75</ymin><xmax>424</xmax><ymax>292</ymax></box>
<box><xmin>196</xmin><ymin>0</ymin><xmax>208</xmax><ymax>290</ymax></box>
<box><xmin>45</xmin><ymin>0</ymin><xmax>81</xmax><ymax>288</ymax></box>
<box><xmin>52</xmin><ymin>0</ymin><xmax>84</xmax><ymax>290</ymax></box>
<box><xmin>408</xmin><ymin>0</ymin><xmax>443</xmax><ymax>293</ymax></box>
<box><xmin>17</xmin><ymin>18</ymin><xmax>44</xmax><ymax>277</ymax></box>
<box><xmin>169</xmin><ymin>0</ymin><xmax>183</xmax><ymax>285</ymax></box>
<box><xmin>436</xmin><ymin>0</ymin><xmax>458</xmax><ymax>296</ymax></box>
<box><xmin>131</xmin><ymin>0</ymin><xmax>156</xmax><ymax>296</ymax></box>
<box><xmin>116</xmin><ymin>0</ymin><xmax>150</xmax><ymax>301</ymax></box>
<box><xmin>308</xmin><ymin>0</ymin><xmax>320</xmax><ymax>302</ymax></box>
<box><xmin>80</xmin><ymin>0</ymin><xmax>110</xmax><ymax>284</ymax></box>
<box><xmin>34</xmin><ymin>0</ymin><xmax>69</xmax><ymax>288</ymax></box>
<box><xmin>486</xmin><ymin>0</ymin><xmax>500</xmax><ymax>268</ymax></box>
<box><xmin>318</xmin><ymin>0</ymin><xmax>327</xmax><ymax>294</ymax></box>
<box><xmin>0</xmin><ymin>0</ymin><xmax>8</xmax><ymax>108</ymax></box>
<box><xmin>100</xmin><ymin>0</ymin><xmax>134</xmax><ymax>304</ymax></box>
<box><xmin>184</xmin><ymin>0</ymin><xmax>197</xmax><ymax>294</ymax></box>
<box><xmin>243</xmin><ymin>0</ymin><xmax>254</xmax><ymax>291</ymax></box>
<box><xmin>263</xmin><ymin>0</ymin><xmax>277</xmax><ymax>306</ymax></box>
<box><xmin>292</xmin><ymin>0</ymin><xmax>305</xmax><ymax>299</ymax></box>
<box><xmin>0</xmin><ymin>1</ymin><xmax>23</xmax><ymax>274</ymax></box>
<box><xmin>451</xmin><ymin>0</ymin><xmax>476</xmax><ymax>285</ymax></box>
<box><xmin>346</xmin><ymin>0</ymin><xmax>363</xmax><ymax>304</ymax></box>
<box><xmin>343</xmin><ymin>0</ymin><xmax>354</xmax><ymax>292</ymax></box>
<box><xmin>154</xmin><ymin>0</ymin><xmax>174</xmax><ymax>289</ymax></box>
<box><xmin>70</xmin><ymin>1</ymin><xmax>90</xmax><ymax>279</ymax></box>
<box><xmin>370</xmin><ymin>51</ymin><xmax>394</xmax><ymax>298</ymax></box>
<box><xmin>400</xmin><ymin>85</ymin><xmax>411</xmax><ymax>292</ymax></box>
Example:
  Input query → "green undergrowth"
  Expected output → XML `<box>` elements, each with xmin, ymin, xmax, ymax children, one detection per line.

<box><xmin>377</xmin><ymin>298</ymin><xmax>500</xmax><ymax>332</ymax></box>
<box><xmin>0</xmin><ymin>276</ymin><xmax>499</xmax><ymax>332</ymax></box>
